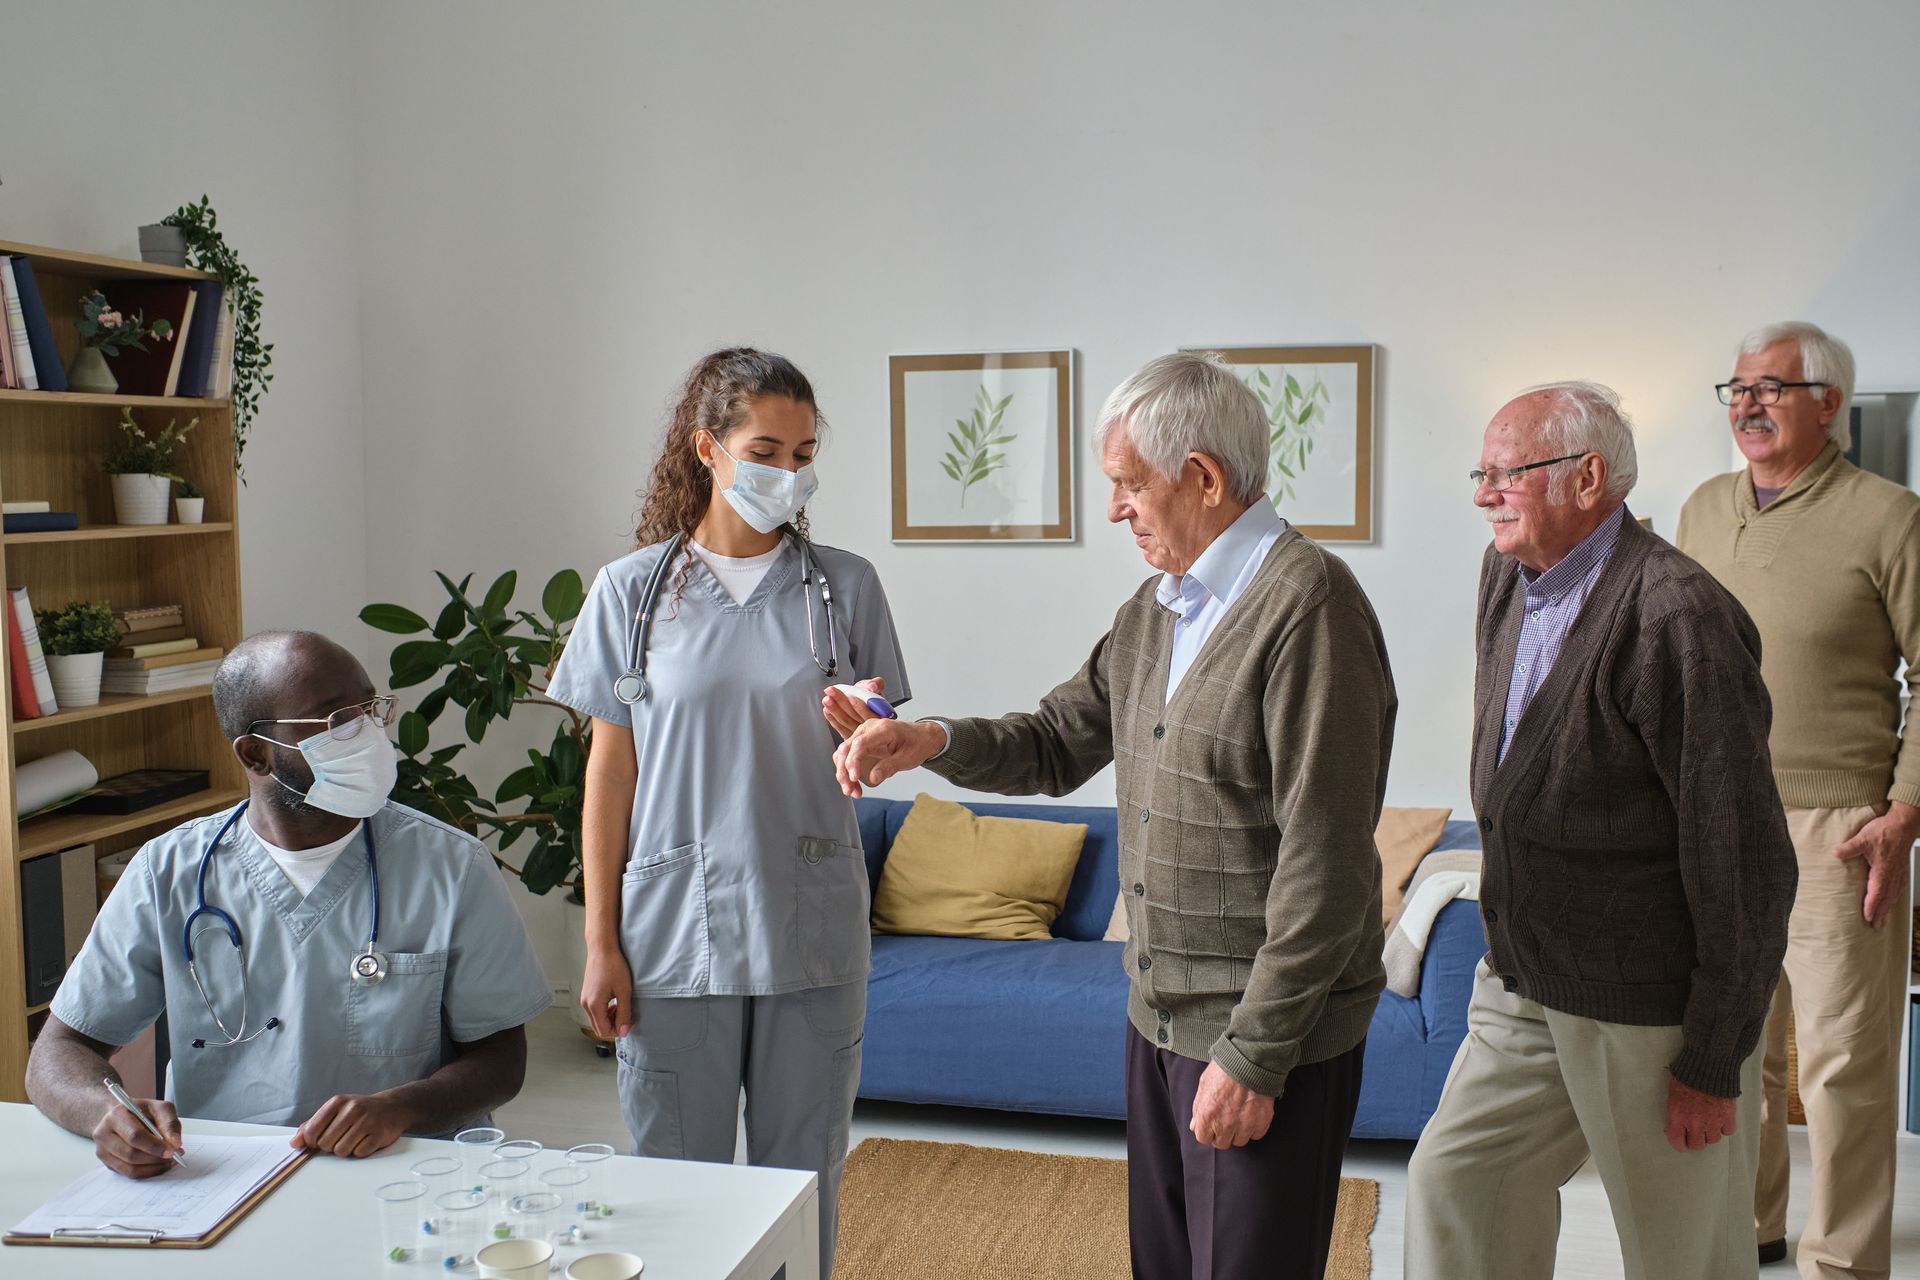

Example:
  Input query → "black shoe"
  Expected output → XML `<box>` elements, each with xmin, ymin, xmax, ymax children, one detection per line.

<box><xmin>1758</xmin><ymin>1238</ymin><xmax>1788</xmax><ymax>1265</ymax></box>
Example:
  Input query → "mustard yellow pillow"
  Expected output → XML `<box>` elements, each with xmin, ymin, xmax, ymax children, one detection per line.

<box><xmin>1376</xmin><ymin>806</ymin><xmax>1453</xmax><ymax>927</ymax></box>
<box><xmin>871</xmin><ymin>794</ymin><xmax>1088</xmax><ymax>941</ymax></box>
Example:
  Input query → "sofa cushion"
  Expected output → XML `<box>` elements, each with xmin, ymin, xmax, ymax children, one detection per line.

<box><xmin>860</xmin><ymin>934</ymin><xmax>1128</xmax><ymax>1118</ymax></box>
<box><xmin>871</xmin><ymin>794</ymin><xmax>1088</xmax><ymax>941</ymax></box>
<box><xmin>1376</xmin><ymin>806</ymin><xmax>1452</xmax><ymax>926</ymax></box>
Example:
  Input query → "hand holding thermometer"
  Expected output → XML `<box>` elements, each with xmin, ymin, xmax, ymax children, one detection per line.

<box><xmin>831</xmin><ymin>684</ymin><xmax>897</xmax><ymax>720</ymax></box>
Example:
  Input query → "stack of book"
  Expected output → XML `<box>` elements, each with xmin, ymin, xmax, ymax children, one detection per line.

<box><xmin>1</xmin><ymin>500</ymin><xmax>79</xmax><ymax>534</ymax></box>
<box><xmin>0</xmin><ymin>253</ymin><xmax>234</xmax><ymax>399</ymax></box>
<box><xmin>114</xmin><ymin>604</ymin><xmax>184</xmax><ymax>637</ymax></box>
<box><xmin>101</xmin><ymin>646</ymin><xmax>223</xmax><ymax>696</ymax></box>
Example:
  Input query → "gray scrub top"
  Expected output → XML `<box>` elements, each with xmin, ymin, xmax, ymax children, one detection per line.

<box><xmin>546</xmin><ymin>536</ymin><xmax>909</xmax><ymax>996</ymax></box>
<box><xmin>49</xmin><ymin>802</ymin><xmax>552</xmax><ymax>1131</ymax></box>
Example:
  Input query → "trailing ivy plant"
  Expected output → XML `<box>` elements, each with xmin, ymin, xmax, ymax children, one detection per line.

<box><xmin>361</xmin><ymin>568</ymin><xmax>590</xmax><ymax>897</ymax></box>
<box><xmin>162</xmin><ymin>196</ymin><xmax>274</xmax><ymax>480</ymax></box>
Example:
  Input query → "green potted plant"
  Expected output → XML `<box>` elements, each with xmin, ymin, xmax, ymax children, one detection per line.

<box><xmin>175</xmin><ymin>478</ymin><xmax>204</xmax><ymax>525</ymax></box>
<box><xmin>66</xmin><ymin>291</ymin><xmax>173</xmax><ymax>395</ymax></box>
<box><xmin>160</xmin><ymin>196</ymin><xmax>273</xmax><ymax>479</ymax></box>
<box><xmin>35</xmin><ymin>600</ymin><xmax>119</xmax><ymax>708</ymax></box>
<box><xmin>362</xmin><ymin>568</ymin><xmax>590</xmax><ymax>1016</ymax></box>
<box><xmin>104</xmin><ymin>407</ymin><xmax>197</xmax><ymax>525</ymax></box>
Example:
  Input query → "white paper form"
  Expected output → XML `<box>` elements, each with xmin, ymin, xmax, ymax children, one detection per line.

<box><xmin>9</xmin><ymin>1135</ymin><xmax>300</xmax><ymax>1240</ymax></box>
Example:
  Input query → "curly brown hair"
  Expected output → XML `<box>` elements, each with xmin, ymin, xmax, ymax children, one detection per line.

<box><xmin>633</xmin><ymin>348</ymin><xmax>823</xmax><ymax>549</ymax></box>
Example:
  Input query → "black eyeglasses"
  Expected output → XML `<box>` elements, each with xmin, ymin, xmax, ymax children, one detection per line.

<box><xmin>1469</xmin><ymin>453</ymin><xmax>1587</xmax><ymax>492</ymax></box>
<box><xmin>1715</xmin><ymin>380</ymin><xmax>1825</xmax><ymax>406</ymax></box>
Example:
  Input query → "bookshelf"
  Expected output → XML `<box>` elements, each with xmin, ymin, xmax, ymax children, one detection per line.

<box><xmin>0</xmin><ymin>238</ymin><xmax>245</xmax><ymax>1102</ymax></box>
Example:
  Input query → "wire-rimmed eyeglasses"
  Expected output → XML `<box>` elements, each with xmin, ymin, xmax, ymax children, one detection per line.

<box><xmin>247</xmin><ymin>695</ymin><xmax>398</xmax><ymax>743</ymax></box>
<box><xmin>1469</xmin><ymin>453</ymin><xmax>1587</xmax><ymax>492</ymax></box>
<box><xmin>1715</xmin><ymin>380</ymin><xmax>1825</xmax><ymax>406</ymax></box>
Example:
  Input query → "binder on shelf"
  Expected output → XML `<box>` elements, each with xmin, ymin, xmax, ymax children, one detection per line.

<box><xmin>6</xmin><ymin>256</ymin><xmax>68</xmax><ymax>392</ymax></box>
<box><xmin>19</xmin><ymin>850</ymin><xmax>65</xmax><ymax>1003</ymax></box>
<box><xmin>174</xmin><ymin>282</ymin><xmax>222</xmax><ymax>400</ymax></box>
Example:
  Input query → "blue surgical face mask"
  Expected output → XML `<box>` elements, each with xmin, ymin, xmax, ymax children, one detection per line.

<box><xmin>709</xmin><ymin>435</ymin><xmax>818</xmax><ymax>534</ymax></box>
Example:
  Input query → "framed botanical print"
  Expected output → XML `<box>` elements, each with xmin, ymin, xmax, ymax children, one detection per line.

<box><xmin>1192</xmin><ymin>344</ymin><xmax>1376</xmax><ymax>542</ymax></box>
<box><xmin>889</xmin><ymin>349</ymin><xmax>1075</xmax><ymax>542</ymax></box>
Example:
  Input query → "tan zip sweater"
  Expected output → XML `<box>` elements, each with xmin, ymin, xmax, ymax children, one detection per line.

<box><xmin>1676</xmin><ymin>444</ymin><xmax>1920</xmax><ymax>809</ymax></box>
<box><xmin>928</xmin><ymin>528</ymin><xmax>1395</xmax><ymax>1099</ymax></box>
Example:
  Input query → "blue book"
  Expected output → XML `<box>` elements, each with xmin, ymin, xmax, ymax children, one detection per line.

<box><xmin>3</xmin><ymin>512</ymin><xmax>79</xmax><ymax>533</ymax></box>
<box><xmin>175</xmin><ymin>281</ymin><xmax>221</xmax><ymax>400</ymax></box>
<box><xmin>6</xmin><ymin>257</ymin><xmax>67</xmax><ymax>393</ymax></box>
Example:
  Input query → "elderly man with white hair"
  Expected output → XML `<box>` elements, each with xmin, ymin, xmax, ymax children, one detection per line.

<box><xmin>829</xmin><ymin>351</ymin><xmax>1397</xmax><ymax>1280</ymax></box>
<box><xmin>1405</xmin><ymin>382</ymin><xmax>1797</xmax><ymax>1280</ymax></box>
<box><xmin>1676</xmin><ymin>323</ymin><xmax>1920</xmax><ymax>1278</ymax></box>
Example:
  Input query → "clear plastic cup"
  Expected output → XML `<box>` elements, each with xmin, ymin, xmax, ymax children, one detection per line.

<box><xmin>538</xmin><ymin>1166</ymin><xmax>593</xmax><ymax>1244</ymax></box>
<box><xmin>375</xmin><ymin>1180</ymin><xmax>427</xmax><ymax>1265</ymax></box>
<box><xmin>562</xmin><ymin>1144</ymin><xmax>615</xmax><ymax>1218</ymax></box>
<box><xmin>495</xmin><ymin>1138</ymin><xmax>544</xmax><ymax>1166</ymax></box>
<box><xmin>428</xmin><ymin>1188</ymin><xmax>489</xmax><ymax>1272</ymax></box>
<box><xmin>508</xmin><ymin>1191</ymin><xmax>564</xmax><ymax>1252</ymax></box>
<box><xmin>454</xmin><ymin>1126</ymin><xmax>507</xmax><ymax>1176</ymax></box>
<box><xmin>477</xmin><ymin>1157</ymin><xmax>531</xmax><ymax>1225</ymax></box>
<box><xmin>411</xmin><ymin>1154</ymin><xmax>467</xmax><ymax>1204</ymax></box>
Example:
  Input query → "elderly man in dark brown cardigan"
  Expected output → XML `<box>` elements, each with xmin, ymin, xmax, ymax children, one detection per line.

<box><xmin>830</xmin><ymin>351</ymin><xmax>1396</xmax><ymax>1280</ymax></box>
<box><xmin>1405</xmin><ymin>382</ymin><xmax>1797</xmax><ymax>1280</ymax></box>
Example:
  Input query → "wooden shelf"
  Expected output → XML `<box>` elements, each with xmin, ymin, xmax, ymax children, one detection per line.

<box><xmin>0</xmin><ymin>389</ymin><xmax>227</xmax><ymax>410</ymax></box>
<box><xmin>0</xmin><ymin>238</ymin><xmax>212</xmax><ymax>284</ymax></box>
<box><xmin>18</xmin><ymin>787</ymin><xmax>245</xmax><ymax>859</ymax></box>
<box><xmin>12</xmin><ymin>687</ymin><xmax>213</xmax><ymax>736</ymax></box>
<box><xmin>4</xmin><ymin>522</ymin><xmax>233</xmax><ymax>546</ymax></box>
<box><xmin>25</xmin><ymin>1002</ymin><xmax>50</xmax><ymax>1017</ymax></box>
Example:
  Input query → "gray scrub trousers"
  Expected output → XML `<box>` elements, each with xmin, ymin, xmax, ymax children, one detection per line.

<box><xmin>547</xmin><ymin>535</ymin><xmax>911</xmax><ymax>1278</ymax></box>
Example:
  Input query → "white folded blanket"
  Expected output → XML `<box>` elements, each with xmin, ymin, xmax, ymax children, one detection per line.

<box><xmin>1383</xmin><ymin>848</ymin><xmax>1481</xmax><ymax>997</ymax></box>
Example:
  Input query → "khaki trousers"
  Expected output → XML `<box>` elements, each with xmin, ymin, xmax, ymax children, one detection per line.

<box><xmin>1756</xmin><ymin>804</ymin><xmax>1909</xmax><ymax>1280</ymax></box>
<box><xmin>1406</xmin><ymin>960</ymin><xmax>1763</xmax><ymax>1280</ymax></box>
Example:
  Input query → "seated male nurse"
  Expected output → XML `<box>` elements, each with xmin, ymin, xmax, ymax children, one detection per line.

<box><xmin>25</xmin><ymin>631</ymin><xmax>552</xmax><ymax>1177</ymax></box>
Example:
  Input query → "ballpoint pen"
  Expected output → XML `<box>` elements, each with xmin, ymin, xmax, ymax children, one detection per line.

<box><xmin>101</xmin><ymin>1077</ymin><xmax>186</xmax><ymax>1168</ymax></box>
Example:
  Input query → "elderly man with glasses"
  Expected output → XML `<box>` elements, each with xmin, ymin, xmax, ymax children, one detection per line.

<box><xmin>1677</xmin><ymin>322</ymin><xmax>1920</xmax><ymax>1278</ymax></box>
<box><xmin>1404</xmin><ymin>382</ymin><xmax>1796</xmax><ymax>1280</ymax></box>
<box><xmin>26</xmin><ymin>630</ymin><xmax>550</xmax><ymax>1178</ymax></box>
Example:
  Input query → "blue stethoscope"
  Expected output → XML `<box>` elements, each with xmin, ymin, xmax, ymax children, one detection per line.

<box><xmin>183</xmin><ymin>800</ymin><xmax>385</xmax><ymax>1049</ymax></box>
<box><xmin>614</xmin><ymin>531</ymin><xmax>838</xmax><ymax>705</ymax></box>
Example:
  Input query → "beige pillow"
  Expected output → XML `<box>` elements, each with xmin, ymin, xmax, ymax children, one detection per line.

<box><xmin>1106</xmin><ymin>805</ymin><xmax>1452</xmax><ymax>942</ymax></box>
<box><xmin>1376</xmin><ymin>806</ymin><xmax>1453</xmax><ymax>926</ymax></box>
<box><xmin>871</xmin><ymin>794</ymin><xmax>1088</xmax><ymax>941</ymax></box>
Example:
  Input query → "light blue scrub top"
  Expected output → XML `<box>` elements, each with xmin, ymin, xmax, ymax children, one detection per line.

<box><xmin>546</xmin><ymin>536</ymin><xmax>910</xmax><ymax>996</ymax></box>
<box><xmin>49</xmin><ymin>802</ymin><xmax>553</xmax><ymax>1131</ymax></box>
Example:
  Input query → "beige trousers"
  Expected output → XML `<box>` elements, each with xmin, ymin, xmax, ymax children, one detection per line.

<box><xmin>1406</xmin><ymin>960</ymin><xmax>1763</xmax><ymax>1280</ymax></box>
<box><xmin>1756</xmin><ymin>804</ymin><xmax>1909</xmax><ymax>1280</ymax></box>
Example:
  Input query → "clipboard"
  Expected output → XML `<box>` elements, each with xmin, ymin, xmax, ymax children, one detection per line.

<box><xmin>3</xmin><ymin>1148</ymin><xmax>310</xmax><ymax>1249</ymax></box>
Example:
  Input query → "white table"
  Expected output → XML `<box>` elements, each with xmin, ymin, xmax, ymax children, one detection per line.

<box><xmin>0</xmin><ymin>1104</ymin><xmax>819</xmax><ymax>1278</ymax></box>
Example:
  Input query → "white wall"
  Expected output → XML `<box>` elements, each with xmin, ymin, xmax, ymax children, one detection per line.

<box><xmin>0</xmin><ymin>2</ymin><xmax>368</xmax><ymax>644</ymax></box>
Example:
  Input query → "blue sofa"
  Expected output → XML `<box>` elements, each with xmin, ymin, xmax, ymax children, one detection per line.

<box><xmin>853</xmin><ymin>796</ymin><xmax>1486</xmax><ymax>1140</ymax></box>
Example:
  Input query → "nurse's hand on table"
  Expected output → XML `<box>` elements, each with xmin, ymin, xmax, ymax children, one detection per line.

<box><xmin>291</xmin><ymin>1092</ymin><xmax>413</xmax><ymax>1159</ymax></box>
<box><xmin>834</xmin><ymin>718</ymin><xmax>945</xmax><ymax>797</ymax></box>
<box><xmin>92</xmin><ymin>1094</ymin><xmax>182</xmax><ymax>1179</ymax></box>
<box><xmin>820</xmin><ymin>676</ymin><xmax>888</xmax><ymax>740</ymax></box>
<box><xmin>580</xmin><ymin>944</ymin><xmax>634</xmax><ymax>1041</ymax></box>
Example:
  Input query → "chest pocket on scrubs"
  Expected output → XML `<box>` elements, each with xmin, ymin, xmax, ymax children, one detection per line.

<box><xmin>346</xmin><ymin>950</ymin><xmax>447</xmax><ymax>1058</ymax></box>
<box><xmin>796</xmin><ymin>837</ymin><xmax>867</xmax><ymax>985</ymax></box>
<box><xmin>621</xmin><ymin>842</ymin><xmax>710</xmax><ymax>993</ymax></box>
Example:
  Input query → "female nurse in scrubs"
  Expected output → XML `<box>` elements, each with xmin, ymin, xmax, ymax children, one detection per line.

<box><xmin>545</xmin><ymin>348</ymin><xmax>908</xmax><ymax>1277</ymax></box>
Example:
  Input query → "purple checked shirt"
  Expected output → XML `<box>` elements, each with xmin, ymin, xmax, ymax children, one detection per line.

<box><xmin>1497</xmin><ymin>507</ymin><xmax>1626</xmax><ymax>764</ymax></box>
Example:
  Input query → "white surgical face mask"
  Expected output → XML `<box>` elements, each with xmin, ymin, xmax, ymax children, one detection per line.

<box><xmin>268</xmin><ymin>725</ymin><xmax>399</xmax><ymax>819</ymax></box>
<box><xmin>710</xmin><ymin>435</ymin><xmax>818</xmax><ymax>534</ymax></box>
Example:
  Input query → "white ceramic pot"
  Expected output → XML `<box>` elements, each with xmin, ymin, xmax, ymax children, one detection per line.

<box><xmin>46</xmin><ymin>652</ymin><xmax>103</xmax><ymax>709</ymax></box>
<box><xmin>174</xmin><ymin>496</ymin><xmax>205</xmax><ymax>524</ymax></box>
<box><xmin>111</xmin><ymin>473</ymin><xmax>172</xmax><ymax>525</ymax></box>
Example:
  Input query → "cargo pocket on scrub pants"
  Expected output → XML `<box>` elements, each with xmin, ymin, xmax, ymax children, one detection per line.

<box><xmin>794</xmin><ymin>837</ymin><xmax>868</xmax><ymax>986</ymax></box>
<box><xmin>619</xmin><ymin>842</ymin><xmax>709</xmax><ymax>993</ymax></box>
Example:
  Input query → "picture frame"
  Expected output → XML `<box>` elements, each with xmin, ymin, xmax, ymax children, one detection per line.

<box><xmin>1189</xmin><ymin>344</ymin><xmax>1377</xmax><ymax>542</ymax></box>
<box><xmin>889</xmin><ymin>349</ymin><xmax>1075</xmax><ymax>543</ymax></box>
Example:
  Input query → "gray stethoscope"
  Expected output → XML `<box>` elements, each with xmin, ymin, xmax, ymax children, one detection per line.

<box><xmin>613</xmin><ymin>531</ymin><xmax>838</xmax><ymax>705</ymax></box>
<box><xmin>182</xmin><ymin>800</ymin><xmax>386</xmax><ymax>1049</ymax></box>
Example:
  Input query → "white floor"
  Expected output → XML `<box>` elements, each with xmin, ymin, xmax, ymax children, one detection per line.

<box><xmin>498</xmin><ymin>1007</ymin><xmax>1920</xmax><ymax>1278</ymax></box>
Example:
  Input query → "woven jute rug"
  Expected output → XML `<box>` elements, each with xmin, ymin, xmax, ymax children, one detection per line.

<box><xmin>834</xmin><ymin>1137</ymin><xmax>1377</xmax><ymax>1279</ymax></box>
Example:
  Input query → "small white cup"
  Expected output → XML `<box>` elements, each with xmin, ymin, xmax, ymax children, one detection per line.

<box><xmin>565</xmin><ymin>1252</ymin><xmax>644</xmax><ymax>1280</ymax></box>
<box><xmin>476</xmin><ymin>1236</ymin><xmax>556</xmax><ymax>1279</ymax></box>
